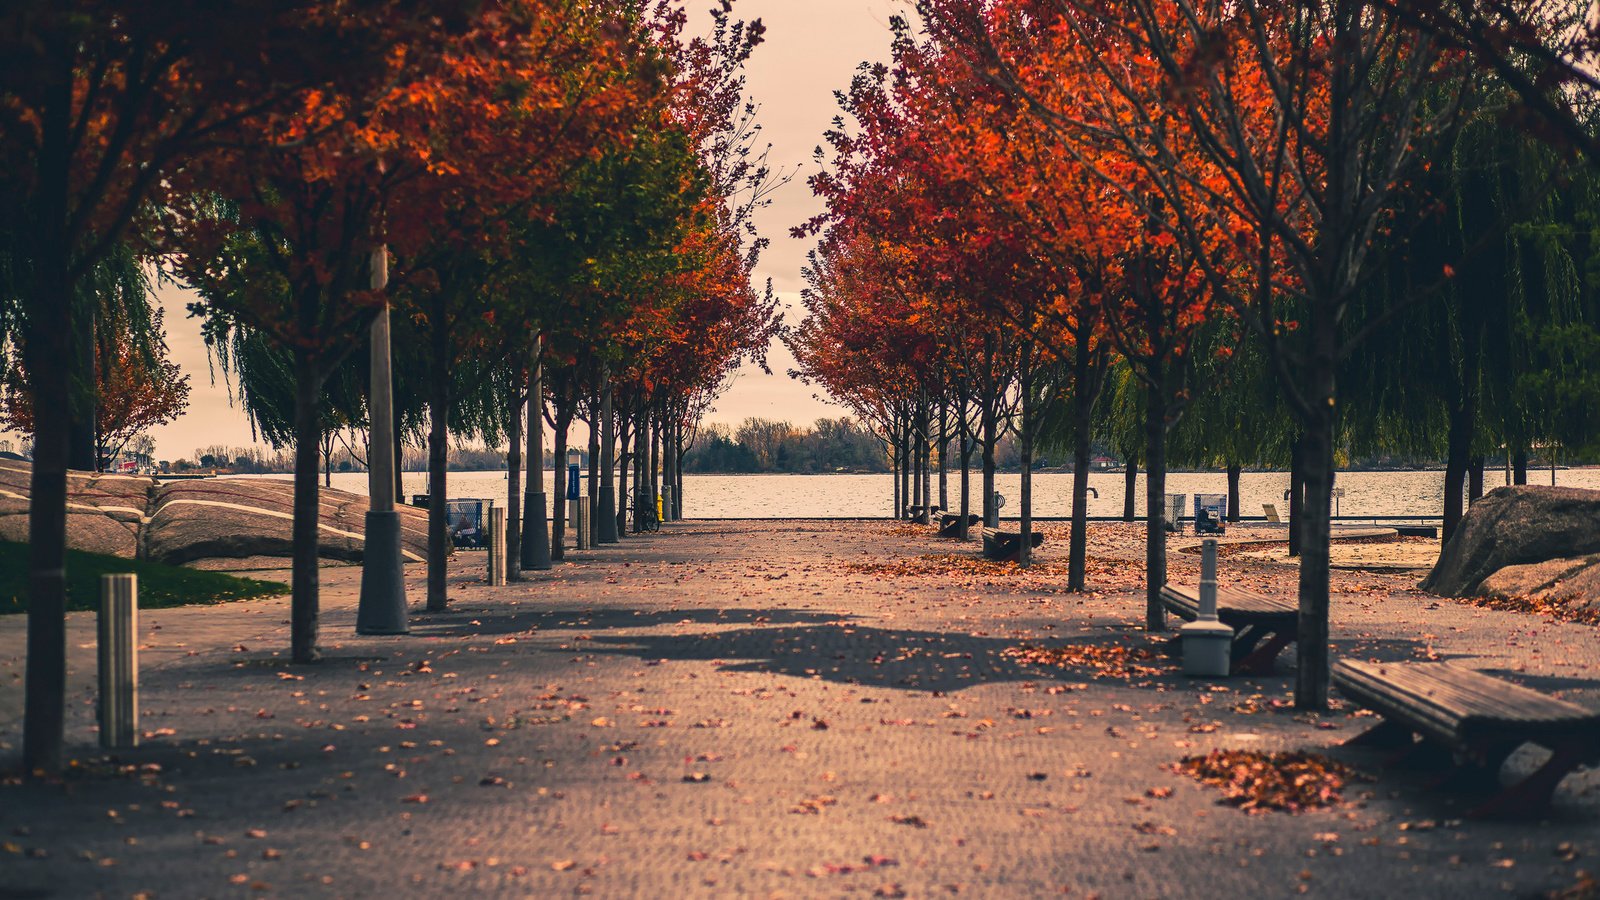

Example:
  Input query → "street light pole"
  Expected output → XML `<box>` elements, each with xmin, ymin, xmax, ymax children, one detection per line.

<box><xmin>357</xmin><ymin>243</ymin><xmax>409</xmax><ymax>634</ymax></box>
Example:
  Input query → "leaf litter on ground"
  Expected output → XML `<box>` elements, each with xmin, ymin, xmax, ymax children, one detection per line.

<box><xmin>1174</xmin><ymin>750</ymin><xmax>1363</xmax><ymax>814</ymax></box>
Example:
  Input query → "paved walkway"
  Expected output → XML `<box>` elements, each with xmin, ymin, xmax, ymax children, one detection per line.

<box><xmin>1</xmin><ymin>521</ymin><xmax>1596</xmax><ymax>898</ymax></box>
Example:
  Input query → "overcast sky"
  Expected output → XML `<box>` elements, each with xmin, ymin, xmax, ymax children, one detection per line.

<box><xmin>2</xmin><ymin>2</ymin><xmax>905</xmax><ymax>463</ymax></box>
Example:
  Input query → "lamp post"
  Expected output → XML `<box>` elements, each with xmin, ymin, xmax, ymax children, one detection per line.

<box><xmin>357</xmin><ymin>243</ymin><xmax>409</xmax><ymax>635</ymax></box>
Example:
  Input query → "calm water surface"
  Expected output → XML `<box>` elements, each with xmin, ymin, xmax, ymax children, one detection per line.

<box><xmin>262</xmin><ymin>468</ymin><xmax>1600</xmax><ymax>519</ymax></box>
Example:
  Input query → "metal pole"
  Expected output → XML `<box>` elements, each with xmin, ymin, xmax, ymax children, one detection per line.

<box><xmin>488</xmin><ymin>506</ymin><xmax>506</xmax><ymax>586</ymax></box>
<box><xmin>1199</xmin><ymin>538</ymin><xmax>1219</xmax><ymax>620</ymax></box>
<box><xmin>358</xmin><ymin>244</ymin><xmax>409</xmax><ymax>634</ymax></box>
<box><xmin>98</xmin><ymin>574</ymin><xmax>138</xmax><ymax>749</ymax></box>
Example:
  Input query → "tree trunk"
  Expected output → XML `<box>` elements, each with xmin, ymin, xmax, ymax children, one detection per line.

<box><xmin>937</xmin><ymin>397</ymin><xmax>949</xmax><ymax>513</ymax></box>
<box><xmin>920</xmin><ymin>403</ymin><xmax>931</xmax><ymax>519</ymax></box>
<box><xmin>1226</xmin><ymin>463</ymin><xmax>1242</xmax><ymax>523</ymax></box>
<box><xmin>981</xmin><ymin>401</ymin><xmax>998</xmax><ymax>527</ymax></box>
<box><xmin>959</xmin><ymin>417</ymin><xmax>973</xmax><ymax>540</ymax></box>
<box><xmin>1513</xmin><ymin>448</ymin><xmax>1528</xmax><ymax>485</ymax></box>
<box><xmin>551</xmin><ymin>403</ymin><xmax>572</xmax><ymax>561</ymax></box>
<box><xmin>21</xmin><ymin>186</ymin><xmax>73</xmax><ymax>770</ymax></box>
<box><xmin>1442</xmin><ymin>398</ymin><xmax>1473</xmax><ymax>542</ymax></box>
<box><xmin>1122</xmin><ymin>461</ymin><xmax>1137</xmax><ymax>521</ymax></box>
<box><xmin>1069</xmin><ymin>374</ymin><xmax>1094</xmax><ymax>592</ymax></box>
<box><xmin>899</xmin><ymin>420</ymin><xmax>911</xmax><ymax>519</ymax></box>
<box><xmin>1288</xmin><ymin>437</ymin><xmax>1305</xmax><ymax>557</ymax></box>
<box><xmin>598</xmin><ymin>372</ymin><xmax>618</xmax><ymax>544</ymax></box>
<box><xmin>291</xmin><ymin>351</ymin><xmax>325</xmax><ymax>661</ymax></box>
<box><xmin>915</xmin><ymin>408</ymin><xmax>928</xmax><ymax>518</ymax></box>
<box><xmin>1468</xmin><ymin>455</ymin><xmax>1485</xmax><ymax>503</ymax></box>
<box><xmin>1295</xmin><ymin>402</ymin><xmax>1337</xmax><ymax>712</ymax></box>
<box><xmin>1018</xmin><ymin>361</ymin><xmax>1034</xmax><ymax>568</ymax></box>
<box><xmin>650</xmin><ymin>406</ymin><xmax>661</xmax><ymax>524</ymax></box>
<box><xmin>887</xmin><ymin>425</ymin><xmax>897</xmax><ymax>517</ymax></box>
<box><xmin>631</xmin><ymin>405</ymin><xmax>646</xmax><ymax>532</ymax></box>
<box><xmin>426</xmin><ymin>310</ymin><xmax>451</xmax><ymax>612</ymax></box>
<box><xmin>587</xmin><ymin>389</ymin><xmax>600</xmax><ymax>545</ymax></box>
<box><xmin>617</xmin><ymin>403</ymin><xmax>630</xmax><ymax>534</ymax></box>
<box><xmin>1144</xmin><ymin>382</ymin><xmax>1167</xmax><ymax>632</ymax></box>
<box><xmin>673</xmin><ymin>415</ymin><xmax>685</xmax><ymax>518</ymax></box>
<box><xmin>506</xmin><ymin>374</ymin><xmax>522</xmax><ymax>582</ymax></box>
<box><xmin>521</xmin><ymin>336</ymin><xmax>550</xmax><ymax>571</ymax></box>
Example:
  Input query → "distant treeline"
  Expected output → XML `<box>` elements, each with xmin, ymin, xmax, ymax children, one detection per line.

<box><xmin>683</xmin><ymin>418</ymin><xmax>890</xmax><ymax>474</ymax></box>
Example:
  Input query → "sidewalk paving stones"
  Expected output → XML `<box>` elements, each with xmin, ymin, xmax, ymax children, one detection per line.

<box><xmin>1</xmin><ymin>520</ymin><xmax>1595</xmax><ymax>898</ymax></box>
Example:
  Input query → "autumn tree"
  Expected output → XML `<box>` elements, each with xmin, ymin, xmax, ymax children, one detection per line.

<box><xmin>0</xmin><ymin>0</ymin><xmax>447</xmax><ymax>770</ymax></box>
<box><xmin>2</xmin><ymin>271</ymin><xmax>191</xmax><ymax>469</ymax></box>
<box><xmin>919</xmin><ymin>0</ymin><xmax>1480</xmax><ymax>708</ymax></box>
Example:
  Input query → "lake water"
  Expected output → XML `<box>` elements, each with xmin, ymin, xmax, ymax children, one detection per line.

<box><xmin>257</xmin><ymin>467</ymin><xmax>1600</xmax><ymax>520</ymax></box>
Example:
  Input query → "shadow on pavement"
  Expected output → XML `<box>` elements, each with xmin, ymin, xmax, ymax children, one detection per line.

<box><xmin>580</xmin><ymin>623</ymin><xmax>1180</xmax><ymax>693</ymax></box>
<box><xmin>408</xmin><ymin>606</ymin><xmax>852</xmax><ymax>637</ymax></box>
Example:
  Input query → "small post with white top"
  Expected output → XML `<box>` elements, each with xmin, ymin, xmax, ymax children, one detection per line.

<box><xmin>98</xmin><ymin>574</ymin><xmax>139</xmax><ymax>749</ymax></box>
<box><xmin>1180</xmin><ymin>539</ymin><xmax>1233</xmax><ymax>677</ymax></box>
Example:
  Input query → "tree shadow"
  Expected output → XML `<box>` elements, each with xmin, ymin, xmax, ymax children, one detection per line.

<box><xmin>577</xmin><ymin>622</ymin><xmax>1181</xmax><ymax>693</ymax></box>
<box><xmin>406</xmin><ymin>606</ymin><xmax>854</xmax><ymax>638</ymax></box>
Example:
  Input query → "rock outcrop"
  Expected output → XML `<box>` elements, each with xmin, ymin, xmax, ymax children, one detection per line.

<box><xmin>1421</xmin><ymin>485</ymin><xmax>1600</xmax><ymax>598</ymax></box>
<box><xmin>0</xmin><ymin>460</ymin><xmax>150</xmax><ymax>558</ymax></box>
<box><xmin>0</xmin><ymin>459</ymin><xmax>427</xmax><ymax>565</ymax></box>
<box><xmin>144</xmin><ymin>478</ymin><xmax>428</xmax><ymax>565</ymax></box>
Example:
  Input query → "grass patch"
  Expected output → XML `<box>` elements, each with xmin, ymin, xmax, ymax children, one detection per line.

<box><xmin>1</xmin><ymin>540</ymin><xmax>287</xmax><ymax>615</ymax></box>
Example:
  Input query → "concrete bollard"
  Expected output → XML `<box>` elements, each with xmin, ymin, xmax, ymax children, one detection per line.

<box><xmin>1181</xmin><ymin>538</ymin><xmax>1233</xmax><ymax>677</ymax></box>
<box><xmin>98</xmin><ymin>574</ymin><xmax>139</xmax><ymax>749</ymax></box>
<box><xmin>487</xmin><ymin>506</ymin><xmax>506</xmax><ymax>586</ymax></box>
<box><xmin>575</xmin><ymin>498</ymin><xmax>590</xmax><ymax>550</ymax></box>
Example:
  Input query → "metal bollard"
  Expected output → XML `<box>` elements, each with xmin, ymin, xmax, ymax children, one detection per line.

<box><xmin>487</xmin><ymin>506</ymin><xmax>506</xmax><ymax>586</ymax></box>
<box><xmin>99</xmin><ymin>574</ymin><xmax>139</xmax><ymax>749</ymax></box>
<box><xmin>1181</xmin><ymin>538</ymin><xmax>1232</xmax><ymax>677</ymax></box>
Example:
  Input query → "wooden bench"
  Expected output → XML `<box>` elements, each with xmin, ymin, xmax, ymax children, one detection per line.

<box><xmin>1159</xmin><ymin>583</ymin><xmax>1297</xmax><ymax>674</ymax></box>
<box><xmin>981</xmin><ymin>527</ymin><xmax>1044</xmax><ymax>562</ymax></box>
<box><xmin>939</xmin><ymin>513</ymin><xmax>981</xmax><ymax>538</ymax></box>
<box><xmin>1333</xmin><ymin>659</ymin><xmax>1600</xmax><ymax>818</ymax></box>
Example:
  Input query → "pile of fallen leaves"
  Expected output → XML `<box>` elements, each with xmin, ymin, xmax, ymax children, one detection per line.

<box><xmin>1467</xmin><ymin>593</ymin><xmax>1600</xmax><ymax>627</ymax></box>
<box><xmin>1000</xmin><ymin>642</ymin><xmax>1170</xmax><ymax>679</ymax></box>
<box><xmin>1174</xmin><ymin>750</ymin><xmax>1359</xmax><ymax>814</ymax></box>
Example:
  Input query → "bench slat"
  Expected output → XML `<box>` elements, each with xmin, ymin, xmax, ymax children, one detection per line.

<box><xmin>1334</xmin><ymin>659</ymin><xmax>1600</xmax><ymax>818</ymax></box>
<box><xmin>1161</xmin><ymin>583</ymin><xmax>1297</xmax><ymax>619</ymax></box>
<box><xmin>1336</xmin><ymin>660</ymin><xmax>1597</xmax><ymax>727</ymax></box>
<box><xmin>1337</xmin><ymin>661</ymin><xmax>1586</xmax><ymax>723</ymax></box>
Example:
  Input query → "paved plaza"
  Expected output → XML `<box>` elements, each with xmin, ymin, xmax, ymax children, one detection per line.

<box><xmin>2</xmin><ymin>521</ymin><xmax>1596</xmax><ymax>898</ymax></box>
